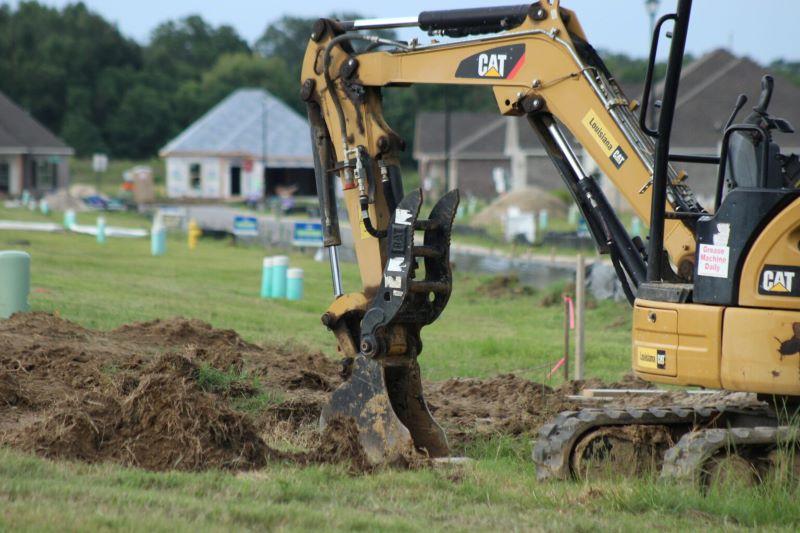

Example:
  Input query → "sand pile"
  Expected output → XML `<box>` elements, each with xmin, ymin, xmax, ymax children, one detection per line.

<box><xmin>471</xmin><ymin>186</ymin><xmax>567</xmax><ymax>228</ymax></box>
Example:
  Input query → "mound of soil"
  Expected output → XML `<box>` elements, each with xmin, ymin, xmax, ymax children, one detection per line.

<box><xmin>0</xmin><ymin>312</ymin><xmax>748</xmax><ymax>473</ymax></box>
<box><xmin>471</xmin><ymin>186</ymin><xmax>567</xmax><ymax>229</ymax></box>
<box><xmin>475</xmin><ymin>275</ymin><xmax>535</xmax><ymax>298</ymax></box>
<box><xmin>0</xmin><ymin>313</ymin><xmax>356</xmax><ymax>472</ymax></box>
<box><xmin>426</xmin><ymin>374</ymin><xmax>577</xmax><ymax>446</ymax></box>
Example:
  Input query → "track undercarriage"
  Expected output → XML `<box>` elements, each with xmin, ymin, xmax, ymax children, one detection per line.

<box><xmin>533</xmin><ymin>399</ymin><xmax>800</xmax><ymax>486</ymax></box>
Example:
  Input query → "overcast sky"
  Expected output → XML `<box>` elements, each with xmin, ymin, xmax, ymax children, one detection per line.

<box><xmin>8</xmin><ymin>0</ymin><xmax>798</xmax><ymax>63</ymax></box>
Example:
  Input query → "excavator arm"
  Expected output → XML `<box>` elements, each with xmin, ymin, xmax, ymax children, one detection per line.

<box><xmin>299</xmin><ymin>1</ymin><xmax>703</xmax><ymax>463</ymax></box>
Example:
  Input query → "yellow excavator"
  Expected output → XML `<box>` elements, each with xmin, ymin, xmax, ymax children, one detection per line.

<box><xmin>300</xmin><ymin>0</ymin><xmax>800</xmax><ymax>482</ymax></box>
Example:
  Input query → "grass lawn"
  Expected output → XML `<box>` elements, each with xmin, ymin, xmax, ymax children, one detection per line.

<box><xmin>0</xmin><ymin>205</ymin><xmax>798</xmax><ymax>531</ymax></box>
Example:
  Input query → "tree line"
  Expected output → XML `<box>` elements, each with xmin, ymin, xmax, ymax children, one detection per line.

<box><xmin>2</xmin><ymin>2</ymin><xmax>798</xmax><ymax>161</ymax></box>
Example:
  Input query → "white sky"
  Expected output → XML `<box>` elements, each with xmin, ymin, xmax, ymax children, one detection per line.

<box><xmin>7</xmin><ymin>0</ymin><xmax>798</xmax><ymax>63</ymax></box>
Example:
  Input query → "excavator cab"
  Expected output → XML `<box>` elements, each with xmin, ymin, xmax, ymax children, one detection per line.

<box><xmin>724</xmin><ymin>76</ymin><xmax>797</xmax><ymax>192</ymax></box>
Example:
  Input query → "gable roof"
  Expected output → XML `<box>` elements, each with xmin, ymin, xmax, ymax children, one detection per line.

<box><xmin>654</xmin><ymin>49</ymin><xmax>800</xmax><ymax>148</ymax></box>
<box><xmin>160</xmin><ymin>88</ymin><xmax>312</xmax><ymax>165</ymax></box>
<box><xmin>0</xmin><ymin>91</ymin><xmax>73</xmax><ymax>155</ymax></box>
<box><xmin>413</xmin><ymin>112</ymin><xmax>545</xmax><ymax>158</ymax></box>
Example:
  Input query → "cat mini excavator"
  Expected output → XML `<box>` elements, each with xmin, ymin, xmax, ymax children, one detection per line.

<box><xmin>300</xmin><ymin>0</ymin><xmax>800</xmax><ymax>481</ymax></box>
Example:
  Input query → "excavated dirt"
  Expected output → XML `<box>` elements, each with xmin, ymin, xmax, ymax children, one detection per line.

<box><xmin>475</xmin><ymin>275</ymin><xmax>535</xmax><ymax>298</ymax></box>
<box><xmin>0</xmin><ymin>313</ymin><xmax>350</xmax><ymax>472</ymax></box>
<box><xmin>0</xmin><ymin>312</ymin><xmax>751</xmax><ymax>473</ymax></box>
<box><xmin>426</xmin><ymin>375</ymin><xmax>576</xmax><ymax>445</ymax></box>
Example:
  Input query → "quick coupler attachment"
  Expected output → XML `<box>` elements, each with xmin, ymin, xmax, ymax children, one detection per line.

<box><xmin>320</xmin><ymin>189</ymin><xmax>459</xmax><ymax>465</ymax></box>
<box><xmin>360</xmin><ymin>188</ymin><xmax>460</xmax><ymax>358</ymax></box>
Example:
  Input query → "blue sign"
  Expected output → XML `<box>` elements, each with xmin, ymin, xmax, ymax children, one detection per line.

<box><xmin>292</xmin><ymin>221</ymin><xmax>323</xmax><ymax>247</ymax></box>
<box><xmin>233</xmin><ymin>216</ymin><xmax>259</xmax><ymax>237</ymax></box>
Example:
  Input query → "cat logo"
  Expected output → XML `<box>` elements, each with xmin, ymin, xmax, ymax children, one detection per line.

<box><xmin>759</xmin><ymin>265</ymin><xmax>800</xmax><ymax>296</ymax></box>
<box><xmin>762</xmin><ymin>270</ymin><xmax>795</xmax><ymax>293</ymax></box>
<box><xmin>478</xmin><ymin>53</ymin><xmax>508</xmax><ymax>77</ymax></box>
<box><xmin>455</xmin><ymin>44</ymin><xmax>525</xmax><ymax>80</ymax></box>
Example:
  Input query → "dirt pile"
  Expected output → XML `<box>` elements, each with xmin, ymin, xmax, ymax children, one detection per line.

<box><xmin>0</xmin><ymin>313</ymin><xmax>355</xmax><ymax>472</ymax></box>
<box><xmin>475</xmin><ymin>274</ymin><xmax>535</xmax><ymax>298</ymax></box>
<box><xmin>0</xmin><ymin>312</ymin><xmax>752</xmax><ymax>473</ymax></box>
<box><xmin>426</xmin><ymin>374</ymin><xmax>577</xmax><ymax>445</ymax></box>
<box><xmin>471</xmin><ymin>186</ymin><xmax>568</xmax><ymax>228</ymax></box>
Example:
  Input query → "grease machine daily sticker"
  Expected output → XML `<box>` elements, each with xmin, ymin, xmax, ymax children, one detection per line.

<box><xmin>581</xmin><ymin>110</ymin><xmax>628</xmax><ymax>169</ymax></box>
<box><xmin>698</xmin><ymin>223</ymin><xmax>731</xmax><ymax>278</ymax></box>
<box><xmin>697</xmin><ymin>244</ymin><xmax>730</xmax><ymax>278</ymax></box>
<box><xmin>455</xmin><ymin>44</ymin><xmax>526</xmax><ymax>80</ymax></box>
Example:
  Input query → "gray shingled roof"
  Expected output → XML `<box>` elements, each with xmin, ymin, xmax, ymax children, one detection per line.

<box><xmin>160</xmin><ymin>88</ymin><xmax>312</xmax><ymax>166</ymax></box>
<box><xmin>654</xmin><ymin>49</ymin><xmax>800</xmax><ymax>148</ymax></box>
<box><xmin>0</xmin><ymin>91</ymin><xmax>73</xmax><ymax>155</ymax></box>
<box><xmin>413</xmin><ymin>113</ymin><xmax>544</xmax><ymax>158</ymax></box>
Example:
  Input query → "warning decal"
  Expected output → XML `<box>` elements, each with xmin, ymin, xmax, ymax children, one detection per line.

<box><xmin>697</xmin><ymin>244</ymin><xmax>730</xmax><ymax>278</ymax></box>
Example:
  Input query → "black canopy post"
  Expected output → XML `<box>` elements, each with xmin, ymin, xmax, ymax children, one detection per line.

<box><xmin>646</xmin><ymin>0</ymin><xmax>692</xmax><ymax>282</ymax></box>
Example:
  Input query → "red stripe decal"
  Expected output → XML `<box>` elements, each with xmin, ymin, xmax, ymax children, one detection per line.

<box><xmin>506</xmin><ymin>53</ymin><xmax>525</xmax><ymax>80</ymax></box>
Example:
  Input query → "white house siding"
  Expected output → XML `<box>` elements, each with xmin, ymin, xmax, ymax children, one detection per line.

<box><xmin>167</xmin><ymin>156</ymin><xmax>274</xmax><ymax>199</ymax></box>
<box><xmin>167</xmin><ymin>157</ymin><xmax>222</xmax><ymax>199</ymax></box>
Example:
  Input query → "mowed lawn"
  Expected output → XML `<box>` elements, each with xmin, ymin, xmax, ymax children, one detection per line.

<box><xmin>1</xmin><ymin>206</ymin><xmax>799</xmax><ymax>531</ymax></box>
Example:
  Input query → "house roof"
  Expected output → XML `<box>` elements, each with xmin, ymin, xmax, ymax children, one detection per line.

<box><xmin>413</xmin><ymin>112</ymin><xmax>544</xmax><ymax>158</ymax></box>
<box><xmin>0</xmin><ymin>91</ymin><xmax>73</xmax><ymax>155</ymax></box>
<box><xmin>160</xmin><ymin>88</ymin><xmax>312</xmax><ymax>165</ymax></box>
<box><xmin>654</xmin><ymin>49</ymin><xmax>800</xmax><ymax>148</ymax></box>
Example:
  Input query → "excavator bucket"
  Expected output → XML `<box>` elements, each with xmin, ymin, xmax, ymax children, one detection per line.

<box><xmin>320</xmin><ymin>353</ymin><xmax>447</xmax><ymax>464</ymax></box>
<box><xmin>320</xmin><ymin>189</ymin><xmax>458</xmax><ymax>464</ymax></box>
<box><xmin>320</xmin><ymin>354</ymin><xmax>416</xmax><ymax>464</ymax></box>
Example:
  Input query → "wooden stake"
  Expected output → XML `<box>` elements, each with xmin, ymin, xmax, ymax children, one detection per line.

<box><xmin>575</xmin><ymin>254</ymin><xmax>586</xmax><ymax>380</ymax></box>
<box><xmin>563</xmin><ymin>295</ymin><xmax>570</xmax><ymax>381</ymax></box>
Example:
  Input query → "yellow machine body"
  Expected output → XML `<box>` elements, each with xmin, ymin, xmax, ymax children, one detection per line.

<box><xmin>634</xmin><ymin>197</ymin><xmax>800</xmax><ymax>396</ymax></box>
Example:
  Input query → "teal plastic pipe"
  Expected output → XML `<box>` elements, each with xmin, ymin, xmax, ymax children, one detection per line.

<box><xmin>0</xmin><ymin>251</ymin><xmax>30</xmax><ymax>318</ymax></box>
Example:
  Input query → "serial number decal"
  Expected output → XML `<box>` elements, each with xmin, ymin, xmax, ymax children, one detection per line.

<box><xmin>637</xmin><ymin>347</ymin><xmax>666</xmax><ymax>370</ymax></box>
<box><xmin>582</xmin><ymin>110</ymin><xmax>628</xmax><ymax>169</ymax></box>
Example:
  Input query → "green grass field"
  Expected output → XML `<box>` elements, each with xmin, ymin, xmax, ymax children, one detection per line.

<box><xmin>0</xmin><ymin>205</ymin><xmax>798</xmax><ymax>531</ymax></box>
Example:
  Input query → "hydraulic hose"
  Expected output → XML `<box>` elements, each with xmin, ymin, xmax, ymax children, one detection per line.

<box><xmin>322</xmin><ymin>32</ymin><xmax>409</xmax><ymax>241</ymax></box>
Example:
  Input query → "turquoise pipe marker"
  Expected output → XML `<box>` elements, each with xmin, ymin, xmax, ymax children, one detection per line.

<box><xmin>63</xmin><ymin>209</ymin><xmax>76</xmax><ymax>229</ymax></box>
<box><xmin>151</xmin><ymin>223</ymin><xmax>166</xmax><ymax>256</ymax></box>
<box><xmin>631</xmin><ymin>216</ymin><xmax>642</xmax><ymax>237</ymax></box>
<box><xmin>260</xmin><ymin>257</ymin><xmax>274</xmax><ymax>298</ymax></box>
<box><xmin>0</xmin><ymin>251</ymin><xmax>30</xmax><ymax>319</ymax></box>
<box><xmin>96</xmin><ymin>216</ymin><xmax>106</xmax><ymax>244</ymax></box>
<box><xmin>286</xmin><ymin>267</ymin><xmax>304</xmax><ymax>301</ymax></box>
<box><xmin>538</xmin><ymin>209</ymin><xmax>549</xmax><ymax>231</ymax></box>
<box><xmin>270</xmin><ymin>255</ymin><xmax>289</xmax><ymax>298</ymax></box>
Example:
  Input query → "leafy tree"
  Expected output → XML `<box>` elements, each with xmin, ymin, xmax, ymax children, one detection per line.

<box><xmin>145</xmin><ymin>15</ymin><xmax>250</xmax><ymax>81</ymax></box>
<box><xmin>106</xmin><ymin>85</ymin><xmax>173</xmax><ymax>159</ymax></box>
